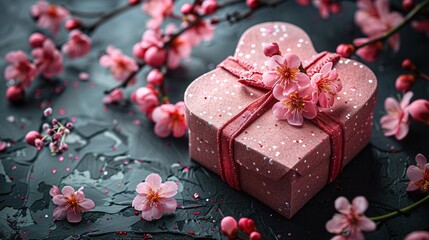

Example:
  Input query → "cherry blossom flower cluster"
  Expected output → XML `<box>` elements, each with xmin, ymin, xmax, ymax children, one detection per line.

<box><xmin>221</xmin><ymin>216</ymin><xmax>262</xmax><ymax>240</ymax></box>
<box><xmin>25</xmin><ymin>107</ymin><xmax>74</xmax><ymax>155</ymax></box>
<box><xmin>262</xmin><ymin>43</ymin><xmax>342</xmax><ymax>126</ymax></box>
<box><xmin>333</xmin><ymin>0</ymin><xmax>429</xmax><ymax>62</ymax></box>
<box><xmin>48</xmin><ymin>173</ymin><xmax>178</xmax><ymax>223</ymax></box>
<box><xmin>325</xmin><ymin>153</ymin><xmax>429</xmax><ymax>240</ymax></box>
<box><xmin>5</xmin><ymin>0</ymin><xmax>91</xmax><ymax>102</ymax></box>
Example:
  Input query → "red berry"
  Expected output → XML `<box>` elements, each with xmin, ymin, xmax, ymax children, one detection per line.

<box><xmin>238</xmin><ymin>218</ymin><xmax>257</xmax><ymax>234</ymax></box>
<box><xmin>65</xmin><ymin>19</ymin><xmax>81</xmax><ymax>31</ymax></box>
<box><xmin>246</xmin><ymin>0</ymin><xmax>260</xmax><ymax>9</ymax></box>
<box><xmin>336</xmin><ymin>44</ymin><xmax>355</xmax><ymax>58</ymax></box>
<box><xmin>25</xmin><ymin>131</ymin><xmax>42</xmax><ymax>146</ymax></box>
<box><xmin>128</xmin><ymin>0</ymin><xmax>141</xmax><ymax>6</ymax></box>
<box><xmin>6</xmin><ymin>85</ymin><xmax>25</xmax><ymax>102</ymax></box>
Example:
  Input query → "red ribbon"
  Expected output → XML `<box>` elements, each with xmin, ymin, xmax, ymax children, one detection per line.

<box><xmin>216</xmin><ymin>52</ymin><xmax>343</xmax><ymax>190</ymax></box>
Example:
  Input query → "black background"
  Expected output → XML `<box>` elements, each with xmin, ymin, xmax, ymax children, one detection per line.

<box><xmin>0</xmin><ymin>0</ymin><xmax>428</xmax><ymax>239</ymax></box>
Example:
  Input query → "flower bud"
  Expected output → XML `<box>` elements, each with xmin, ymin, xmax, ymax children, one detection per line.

<box><xmin>402</xmin><ymin>0</ymin><xmax>414</xmax><ymax>11</ymax></box>
<box><xmin>181</xmin><ymin>3</ymin><xmax>194</xmax><ymax>15</ymax></box>
<box><xmin>65</xmin><ymin>19</ymin><xmax>81</xmax><ymax>31</ymax></box>
<box><xmin>402</xmin><ymin>58</ymin><xmax>415</xmax><ymax>71</ymax></box>
<box><xmin>201</xmin><ymin>0</ymin><xmax>218</xmax><ymax>15</ymax></box>
<box><xmin>66</xmin><ymin>122</ymin><xmax>74</xmax><ymax>129</ymax></box>
<box><xmin>238</xmin><ymin>218</ymin><xmax>257</xmax><ymax>234</ymax></box>
<box><xmin>263</xmin><ymin>42</ymin><xmax>281</xmax><ymax>57</ymax></box>
<box><xmin>395</xmin><ymin>74</ymin><xmax>415</xmax><ymax>92</ymax></box>
<box><xmin>336</xmin><ymin>44</ymin><xmax>355</xmax><ymax>58</ymax></box>
<box><xmin>144</xmin><ymin>46</ymin><xmax>167</xmax><ymax>67</ymax></box>
<box><xmin>147</xmin><ymin>69</ymin><xmax>164</xmax><ymax>86</ymax></box>
<box><xmin>29</xmin><ymin>33</ymin><xmax>46</xmax><ymax>48</ymax></box>
<box><xmin>44</xmin><ymin>107</ymin><xmax>53</xmax><ymax>117</ymax></box>
<box><xmin>221</xmin><ymin>216</ymin><xmax>238</xmax><ymax>239</ymax></box>
<box><xmin>6</xmin><ymin>85</ymin><xmax>25</xmax><ymax>102</ymax></box>
<box><xmin>408</xmin><ymin>99</ymin><xmax>429</xmax><ymax>124</ymax></box>
<box><xmin>249</xmin><ymin>231</ymin><xmax>262</xmax><ymax>240</ymax></box>
<box><xmin>25</xmin><ymin>131</ymin><xmax>42</xmax><ymax>146</ymax></box>
<box><xmin>132</xmin><ymin>43</ymin><xmax>146</xmax><ymax>60</ymax></box>
<box><xmin>246</xmin><ymin>0</ymin><xmax>260</xmax><ymax>9</ymax></box>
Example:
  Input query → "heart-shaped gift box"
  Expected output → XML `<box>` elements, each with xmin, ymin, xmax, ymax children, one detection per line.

<box><xmin>184</xmin><ymin>22</ymin><xmax>377</xmax><ymax>218</ymax></box>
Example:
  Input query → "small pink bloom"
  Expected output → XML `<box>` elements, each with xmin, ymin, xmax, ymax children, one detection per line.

<box><xmin>311</xmin><ymin>62</ymin><xmax>342</xmax><ymax>108</ymax></box>
<box><xmin>272</xmin><ymin>85</ymin><xmax>318</xmax><ymax>126</ymax></box>
<box><xmin>262</xmin><ymin>53</ymin><xmax>310</xmax><ymax>94</ymax></box>
<box><xmin>408</xmin><ymin>99</ymin><xmax>429</xmax><ymax>124</ymax></box>
<box><xmin>62</xmin><ymin>30</ymin><xmax>92</xmax><ymax>59</ymax></box>
<box><xmin>132</xmin><ymin>173</ymin><xmax>178</xmax><ymax>221</ymax></box>
<box><xmin>336</xmin><ymin>44</ymin><xmax>355</xmax><ymax>58</ymax></box>
<box><xmin>405</xmin><ymin>231</ymin><xmax>429</xmax><ymax>240</ymax></box>
<box><xmin>380</xmin><ymin>92</ymin><xmax>413</xmax><ymax>140</ymax></box>
<box><xmin>142</xmin><ymin>0</ymin><xmax>174</xmax><ymax>29</ymax></box>
<box><xmin>31</xmin><ymin>1</ymin><xmax>69</xmax><ymax>36</ymax></box>
<box><xmin>181</xmin><ymin>20</ymin><xmax>214</xmax><ymax>47</ymax></box>
<box><xmin>152</xmin><ymin>102</ymin><xmax>187</xmax><ymax>138</ymax></box>
<box><xmin>200</xmin><ymin>0</ymin><xmax>218</xmax><ymax>15</ymax></box>
<box><xmin>354</xmin><ymin>0</ymin><xmax>403</xmax><ymax>51</ymax></box>
<box><xmin>103</xmin><ymin>88</ymin><xmax>125</xmax><ymax>104</ymax></box>
<box><xmin>29</xmin><ymin>33</ymin><xmax>46</xmax><ymax>48</ymax></box>
<box><xmin>4</xmin><ymin>51</ymin><xmax>37</xmax><ymax>88</ymax></box>
<box><xmin>147</xmin><ymin>69</ymin><xmax>164</xmax><ymax>86</ymax></box>
<box><xmin>353</xmin><ymin>38</ymin><xmax>383</xmax><ymax>62</ymax></box>
<box><xmin>44</xmin><ymin>107</ymin><xmax>53</xmax><ymax>117</ymax></box>
<box><xmin>165</xmin><ymin>24</ymin><xmax>193</xmax><ymax>69</ymax></box>
<box><xmin>131</xmin><ymin>86</ymin><xmax>159</xmax><ymax>117</ymax></box>
<box><xmin>406</xmin><ymin>154</ymin><xmax>429</xmax><ymax>193</ymax></box>
<box><xmin>326</xmin><ymin>196</ymin><xmax>376</xmax><ymax>240</ymax></box>
<box><xmin>221</xmin><ymin>216</ymin><xmax>238</xmax><ymax>239</ymax></box>
<box><xmin>32</xmin><ymin>38</ymin><xmax>64</xmax><ymax>78</ymax></box>
<box><xmin>99</xmin><ymin>46</ymin><xmax>138</xmax><ymax>83</ymax></box>
<box><xmin>395</xmin><ymin>74</ymin><xmax>415</xmax><ymax>93</ymax></box>
<box><xmin>134</xmin><ymin>29</ymin><xmax>167</xmax><ymax>67</ymax></box>
<box><xmin>51</xmin><ymin>186</ymin><xmax>95</xmax><ymax>223</ymax></box>
<box><xmin>263</xmin><ymin>42</ymin><xmax>281</xmax><ymax>57</ymax></box>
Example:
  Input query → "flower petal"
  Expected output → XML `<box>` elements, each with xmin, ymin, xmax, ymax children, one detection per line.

<box><xmin>352</xmin><ymin>196</ymin><xmax>368</xmax><ymax>214</ymax></box>
<box><xmin>160</xmin><ymin>181</ymin><xmax>178</xmax><ymax>198</ymax></box>
<box><xmin>335</xmin><ymin>196</ymin><xmax>350</xmax><ymax>214</ymax></box>
<box><xmin>61</xmin><ymin>186</ymin><xmax>75</xmax><ymax>198</ymax></box>
<box><xmin>78</xmin><ymin>198</ymin><xmax>95</xmax><ymax>212</ymax></box>
<box><xmin>52</xmin><ymin>195</ymin><xmax>67</xmax><ymax>206</ymax></box>
<box><xmin>284</xmin><ymin>53</ymin><xmax>301</xmax><ymax>69</ymax></box>
<box><xmin>415</xmin><ymin>154</ymin><xmax>427</xmax><ymax>169</ymax></box>
<box><xmin>272</xmin><ymin>102</ymin><xmax>289</xmax><ymax>120</ymax></box>
<box><xmin>395</xmin><ymin>121</ymin><xmax>409</xmax><ymax>140</ymax></box>
<box><xmin>132</xmin><ymin>195</ymin><xmax>147</xmax><ymax>211</ymax></box>
<box><xmin>136</xmin><ymin>182</ymin><xmax>151</xmax><ymax>194</ymax></box>
<box><xmin>406</xmin><ymin>183</ymin><xmax>419</xmax><ymax>192</ymax></box>
<box><xmin>141</xmin><ymin>204</ymin><xmax>164</xmax><ymax>221</ymax></box>
<box><xmin>326</xmin><ymin>214</ymin><xmax>348</xmax><ymax>233</ymax></box>
<box><xmin>53</xmin><ymin>206</ymin><xmax>67</xmax><ymax>220</ymax></box>
<box><xmin>401</xmin><ymin>91</ymin><xmax>413</xmax><ymax>109</ymax></box>
<box><xmin>67</xmin><ymin>210</ymin><xmax>82</xmax><ymax>223</ymax></box>
<box><xmin>262</xmin><ymin>71</ymin><xmax>279</xmax><ymax>88</ymax></box>
<box><xmin>145</xmin><ymin>173</ymin><xmax>162</xmax><ymax>189</ymax></box>
<box><xmin>159</xmin><ymin>197</ymin><xmax>177</xmax><ymax>214</ymax></box>
<box><xmin>406</xmin><ymin>165</ymin><xmax>424</xmax><ymax>181</ymax></box>
<box><xmin>287</xmin><ymin>109</ymin><xmax>304</xmax><ymax>126</ymax></box>
<box><xmin>358</xmin><ymin>216</ymin><xmax>376</xmax><ymax>231</ymax></box>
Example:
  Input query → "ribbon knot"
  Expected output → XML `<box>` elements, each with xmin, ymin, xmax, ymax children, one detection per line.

<box><xmin>216</xmin><ymin>52</ymin><xmax>344</xmax><ymax>190</ymax></box>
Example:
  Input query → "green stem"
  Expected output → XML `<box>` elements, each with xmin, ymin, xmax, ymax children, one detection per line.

<box><xmin>356</xmin><ymin>0</ymin><xmax>429</xmax><ymax>49</ymax></box>
<box><xmin>370</xmin><ymin>195</ymin><xmax>429</xmax><ymax>222</ymax></box>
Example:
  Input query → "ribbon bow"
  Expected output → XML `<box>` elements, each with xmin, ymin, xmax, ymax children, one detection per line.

<box><xmin>216</xmin><ymin>51</ymin><xmax>344</xmax><ymax>190</ymax></box>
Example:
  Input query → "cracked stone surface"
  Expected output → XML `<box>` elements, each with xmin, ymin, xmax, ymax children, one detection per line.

<box><xmin>0</xmin><ymin>0</ymin><xmax>428</xmax><ymax>239</ymax></box>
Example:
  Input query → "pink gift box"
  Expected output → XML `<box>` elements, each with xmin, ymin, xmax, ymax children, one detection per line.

<box><xmin>184</xmin><ymin>22</ymin><xmax>377</xmax><ymax>218</ymax></box>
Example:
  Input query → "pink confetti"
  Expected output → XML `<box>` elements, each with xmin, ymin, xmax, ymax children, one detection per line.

<box><xmin>79</xmin><ymin>72</ymin><xmax>90</xmax><ymax>80</ymax></box>
<box><xmin>7</xmin><ymin>116</ymin><xmax>15</xmax><ymax>123</ymax></box>
<box><xmin>71</xmin><ymin>116</ymin><xmax>77</xmax><ymax>122</ymax></box>
<box><xmin>12</xmin><ymin>166</ymin><xmax>17</xmax><ymax>171</ymax></box>
<box><xmin>73</xmin><ymin>81</ymin><xmax>79</xmax><ymax>88</ymax></box>
<box><xmin>58</xmin><ymin>109</ymin><xmax>66</xmax><ymax>115</ymax></box>
<box><xmin>104</xmin><ymin>189</ymin><xmax>109</xmax><ymax>194</ymax></box>
<box><xmin>66</xmin><ymin>167</ymin><xmax>70</xmax><ymax>172</ymax></box>
<box><xmin>193</xmin><ymin>193</ymin><xmax>199</xmax><ymax>199</ymax></box>
<box><xmin>74</xmin><ymin>155</ymin><xmax>79</xmax><ymax>161</ymax></box>
<box><xmin>52</xmin><ymin>168</ymin><xmax>57</xmax><ymax>174</ymax></box>
<box><xmin>133</xmin><ymin>119</ymin><xmax>141</xmax><ymax>125</ymax></box>
<box><xmin>0</xmin><ymin>141</ymin><xmax>7</xmax><ymax>152</ymax></box>
<box><xmin>58</xmin><ymin>155</ymin><xmax>64</xmax><ymax>161</ymax></box>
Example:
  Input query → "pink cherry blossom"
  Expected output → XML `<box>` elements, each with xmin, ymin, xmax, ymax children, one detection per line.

<box><xmin>272</xmin><ymin>85</ymin><xmax>318</xmax><ymax>126</ymax></box>
<box><xmin>50</xmin><ymin>185</ymin><xmax>60</xmax><ymax>197</ymax></box>
<box><xmin>181</xmin><ymin>19</ymin><xmax>215</xmax><ymax>47</ymax></box>
<box><xmin>32</xmin><ymin>38</ymin><xmax>64</xmax><ymax>78</ymax></box>
<box><xmin>103</xmin><ymin>88</ymin><xmax>125</xmax><ymax>104</ymax></box>
<box><xmin>142</xmin><ymin>0</ymin><xmax>174</xmax><ymax>29</ymax></box>
<box><xmin>404</xmin><ymin>231</ymin><xmax>429</xmax><ymax>240</ymax></box>
<box><xmin>152</xmin><ymin>102</ymin><xmax>187</xmax><ymax>138</ymax></box>
<box><xmin>313</xmin><ymin>0</ymin><xmax>341</xmax><ymax>19</ymax></box>
<box><xmin>326</xmin><ymin>196</ymin><xmax>376</xmax><ymax>240</ymax></box>
<box><xmin>164</xmin><ymin>24</ymin><xmax>192</xmax><ymax>69</ymax></box>
<box><xmin>380</xmin><ymin>91</ymin><xmax>413</xmax><ymax>140</ymax></box>
<box><xmin>132</xmin><ymin>173</ymin><xmax>178</xmax><ymax>221</ymax></box>
<box><xmin>221</xmin><ymin>216</ymin><xmax>238</xmax><ymax>239</ymax></box>
<box><xmin>262</xmin><ymin>53</ymin><xmax>310</xmax><ymax>94</ymax></box>
<box><xmin>147</xmin><ymin>69</ymin><xmax>164</xmax><ymax>86</ymax></box>
<box><xmin>263</xmin><ymin>42</ymin><xmax>281</xmax><ymax>57</ymax></box>
<box><xmin>99</xmin><ymin>46</ymin><xmax>138</xmax><ymax>83</ymax></box>
<box><xmin>406</xmin><ymin>154</ymin><xmax>429</xmax><ymax>193</ymax></box>
<box><xmin>4</xmin><ymin>51</ymin><xmax>37</xmax><ymax>87</ymax></box>
<box><xmin>51</xmin><ymin>186</ymin><xmax>95</xmax><ymax>223</ymax></box>
<box><xmin>353</xmin><ymin>38</ymin><xmax>383</xmax><ymax>62</ymax></box>
<box><xmin>31</xmin><ymin>1</ymin><xmax>70</xmax><ymax>36</ymax></box>
<box><xmin>133</xmin><ymin>29</ymin><xmax>167</xmax><ymax>67</ymax></box>
<box><xmin>62</xmin><ymin>30</ymin><xmax>92</xmax><ymax>59</ymax></box>
<box><xmin>131</xmin><ymin>86</ymin><xmax>159</xmax><ymax>117</ymax></box>
<box><xmin>311</xmin><ymin>62</ymin><xmax>342</xmax><ymax>108</ymax></box>
<box><xmin>355</xmin><ymin>0</ymin><xmax>403</xmax><ymax>51</ymax></box>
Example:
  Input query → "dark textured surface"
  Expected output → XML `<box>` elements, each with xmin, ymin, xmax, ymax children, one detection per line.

<box><xmin>0</xmin><ymin>0</ymin><xmax>429</xmax><ymax>239</ymax></box>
